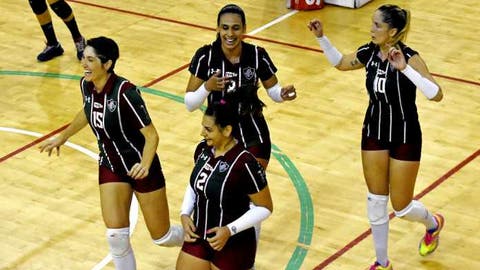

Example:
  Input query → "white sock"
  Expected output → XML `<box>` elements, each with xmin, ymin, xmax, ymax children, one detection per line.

<box><xmin>371</xmin><ymin>222</ymin><xmax>389</xmax><ymax>266</ymax></box>
<box><xmin>394</xmin><ymin>200</ymin><xmax>436</xmax><ymax>230</ymax></box>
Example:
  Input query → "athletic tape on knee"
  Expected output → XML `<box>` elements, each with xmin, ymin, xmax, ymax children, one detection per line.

<box><xmin>49</xmin><ymin>0</ymin><xmax>72</xmax><ymax>19</ymax></box>
<box><xmin>106</xmin><ymin>227</ymin><xmax>132</xmax><ymax>258</ymax></box>
<box><xmin>29</xmin><ymin>0</ymin><xmax>48</xmax><ymax>15</ymax></box>
<box><xmin>367</xmin><ymin>192</ymin><xmax>389</xmax><ymax>225</ymax></box>
<box><xmin>394</xmin><ymin>200</ymin><xmax>428</xmax><ymax>222</ymax></box>
<box><xmin>152</xmin><ymin>225</ymin><xmax>184</xmax><ymax>247</ymax></box>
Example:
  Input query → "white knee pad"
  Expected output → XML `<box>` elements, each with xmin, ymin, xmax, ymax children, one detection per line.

<box><xmin>367</xmin><ymin>192</ymin><xmax>389</xmax><ymax>225</ymax></box>
<box><xmin>106</xmin><ymin>227</ymin><xmax>132</xmax><ymax>258</ymax></box>
<box><xmin>152</xmin><ymin>224</ymin><xmax>184</xmax><ymax>247</ymax></box>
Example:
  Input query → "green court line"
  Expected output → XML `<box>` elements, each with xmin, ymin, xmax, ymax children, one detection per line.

<box><xmin>1</xmin><ymin>70</ymin><xmax>314</xmax><ymax>270</ymax></box>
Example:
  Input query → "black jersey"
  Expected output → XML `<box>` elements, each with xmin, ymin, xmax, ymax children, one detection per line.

<box><xmin>188</xmin><ymin>39</ymin><xmax>277</xmax><ymax>148</ymax></box>
<box><xmin>356</xmin><ymin>42</ymin><xmax>422</xmax><ymax>144</ymax></box>
<box><xmin>189</xmin><ymin>141</ymin><xmax>268</xmax><ymax>239</ymax></box>
<box><xmin>80</xmin><ymin>74</ymin><xmax>156</xmax><ymax>174</ymax></box>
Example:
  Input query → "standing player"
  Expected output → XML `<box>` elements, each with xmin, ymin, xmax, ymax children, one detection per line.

<box><xmin>40</xmin><ymin>36</ymin><xmax>183</xmax><ymax>270</ymax></box>
<box><xmin>28</xmin><ymin>0</ymin><xmax>86</xmax><ymax>61</ymax></box>
<box><xmin>184</xmin><ymin>3</ymin><xmax>297</xmax><ymax>170</ymax></box>
<box><xmin>308</xmin><ymin>4</ymin><xmax>444</xmax><ymax>270</ymax></box>
<box><xmin>176</xmin><ymin>100</ymin><xmax>273</xmax><ymax>270</ymax></box>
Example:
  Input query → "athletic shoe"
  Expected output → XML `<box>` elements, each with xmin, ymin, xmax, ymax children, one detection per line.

<box><xmin>37</xmin><ymin>43</ymin><xmax>64</xmax><ymax>62</ymax></box>
<box><xmin>368</xmin><ymin>260</ymin><xmax>393</xmax><ymax>270</ymax></box>
<box><xmin>74</xmin><ymin>36</ymin><xmax>86</xmax><ymax>60</ymax></box>
<box><xmin>418</xmin><ymin>213</ymin><xmax>445</xmax><ymax>256</ymax></box>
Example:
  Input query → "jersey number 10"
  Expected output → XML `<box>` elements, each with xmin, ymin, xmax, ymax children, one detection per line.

<box><xmin>373</xmin><ymin>76</ymin><xmax>386</xmax><ymax>94</ymax></box>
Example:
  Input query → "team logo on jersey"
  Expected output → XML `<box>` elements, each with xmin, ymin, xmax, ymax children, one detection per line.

<box><xmin>93</xmin><ymin>102</ymin><xmax>103</xmax><ymax>109</ymax></box>
<box><xmin>200</xmin><ymin>152</ymin><xmax>209</xmax><ymax>161</ymax></box>
<box><xmin>107</xmin><ymin>99</ymin><xmax>117</xmax><ymax>112</ymax></box>
<box><xmin>218</xmin><ymin>161</ymin><xmax>230</xmax><ymax>173</ymax></box>
<box><xmin>208</xmin><ymin>68</ymin><xmax>219</xmax><ymax>76</ymax></box>
<box><xmin>243</xmin><ymin>67</ymin><xmax>255</xmax><ymax>80</ymax></box>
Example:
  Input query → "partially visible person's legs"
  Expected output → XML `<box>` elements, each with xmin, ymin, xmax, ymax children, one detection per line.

<box><xmin>362</xmin><ymin>149</ymin><xmax>391</xmax><ymax>268</ymax></box>
<box><xmin>100</xmin><ymin>182</ymin><xmax>136</xmax><ymax>270</ymax></box>
<box><xmin>136</xmin><ymin>187</ymin><xmax>184</xmax><ymax>247</ymax></box>
<box><xmin>389</xmin><ymin>156</ymin><xmax>444</xmax><ymax>256</ymax></box>
<box><xmin>28</xmin><ymin>0</ymin><xmax>64</xmax><ymax>61</ymax></box>
<box><xmin>47</xmin><ymin>0</ymin><xmax>85</xmax><ymax>59</ymax></box>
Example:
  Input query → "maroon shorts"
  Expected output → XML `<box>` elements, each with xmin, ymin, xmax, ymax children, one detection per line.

<box><xmin>98</xmin><ymin>156</ymin><xmax>165</xmax><ymax>193</ymax></box>
<box><xmin>181</xmin><ymin>232</ymin><xmax>256</xmax><ymax>270</ymax></box>
<box><xmin>361</xmin><ymin>136</ymin><xmax>422</xmax><ymax>161</ymax></box>
<box><xmin>247</xmin><ymin>140</ymin><xmax>271</xmax><ymax>161</ymax></box>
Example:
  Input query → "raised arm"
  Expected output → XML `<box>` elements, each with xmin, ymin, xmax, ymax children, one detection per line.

<box><xmin>308</xmin><ymin>18</ymin><xmax>364</xmax><ymax>71</ymax></box>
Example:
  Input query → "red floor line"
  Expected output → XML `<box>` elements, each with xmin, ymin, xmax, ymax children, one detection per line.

<box><xmin>430</xmin><ymin>73</ymin><xmax>480</xmax><ymax>87</ymax></box>
<box><xmin>313</xmin><ymin>148</ymin><xmax>480</xmax><ymax>269</ymax></box>
<box><xmin>143</xmin><ymin>63</ymin><xmax>190</xmax><ymax>88</ymax></box>
<box><xmin>0</xmin><ymin>124</ymin><xmax>69</xmax><ymax>163</ymax></box>
<box><xmin>68</xmin><ymin>0</ymin><xmax>215</xmax><ymax>31</ymax></box>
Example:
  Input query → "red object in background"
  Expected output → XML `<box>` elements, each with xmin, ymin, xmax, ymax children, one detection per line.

<box><xmin>287</xmin><ymin>0</ymin><xmax>325</xmax><ymax>10</ymax></box>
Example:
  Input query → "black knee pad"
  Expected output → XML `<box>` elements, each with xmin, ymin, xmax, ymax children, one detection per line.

<box><xmin>49</xmin><ymin>0</ymin><xmax>72</xmax><ymax>19</ymax></box>
<box><xmin>29</xmin><ymin>0</ymin><xmax>48</xmax><ymax>15</ymax></box>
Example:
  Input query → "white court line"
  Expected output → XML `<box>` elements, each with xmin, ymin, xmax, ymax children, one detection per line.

<box><xmin>247</xmin><ymin>10</ymin><xmax>298</xmax><ymax>36</ymax></box>
<box><xmin>0</xmin><ymin>126</ymin><xmax>139</xmax><ymax>269</ymax></box>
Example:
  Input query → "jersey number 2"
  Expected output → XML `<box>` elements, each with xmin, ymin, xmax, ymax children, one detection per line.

<box><xmin>196</xmin><ymin>172</ymin><xmax>208</xmax><ymax>191</ymax></box>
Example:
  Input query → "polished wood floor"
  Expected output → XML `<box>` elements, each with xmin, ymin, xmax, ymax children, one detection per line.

<box><xmin>1</xmin><ymin>0</ymin><xmax>479</xmax><ymax>269</ymax></box>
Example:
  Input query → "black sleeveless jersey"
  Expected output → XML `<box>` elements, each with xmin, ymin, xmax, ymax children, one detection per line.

<box><xmin>80</xmin><ymin>74</ymin><xmax>156</xmax><ymax>174</ymax></box>
<box><xmin>188</xmin><ymin>39</ymin><xmax>277</xmax><ymax>148</ymax></box>
<box><xmin>356</xmin><ymin>42</ymin><xmax>422</xmax><ymax>144</ymax></box>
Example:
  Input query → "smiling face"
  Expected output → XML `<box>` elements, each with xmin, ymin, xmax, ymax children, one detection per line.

<box><xmin>200</xmin><ymin>114</ymin><xmax>232</xmax><ymax>148</ymax></box>
<box><xmin>81</xmin><ymin>46</ymin><xmax>110</xmax><ymax>84</ymax></box>
<box><xmin>370</xmin><ymin>10</ymin><xmax>397</xmax><ymax>46</ymax></box>
<box><xmin>217</xmin><ymin>13</ymin><xmax>245</xmax><ymax>51</ymax></box>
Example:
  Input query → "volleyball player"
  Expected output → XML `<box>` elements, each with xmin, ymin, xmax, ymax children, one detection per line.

<box><xmin>40</xmin><ymin>36</ymin><xmax>183</xmax><ymax>270</ymax></box>
<box><xmin>176</xmin><ymin>100</ymin><xmax>273</xmax><ymax>270</ymax></box>
<box><xmin>184</xmin><ymin>3</ymin><xmax>297</xmax><ymax>170</ymax></box>
<box><xmin>308</xmin><ymin>4</ymin><xmax>445</xmax><ymax>270</ymax></box>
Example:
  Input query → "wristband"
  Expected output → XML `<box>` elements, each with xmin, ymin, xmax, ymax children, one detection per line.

<box><xmin>267</xmin><ymin>83</ymin><xmax>283</xmax><ymax>103</ymax></box>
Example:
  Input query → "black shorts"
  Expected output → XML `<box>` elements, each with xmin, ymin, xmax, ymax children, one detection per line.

<box><xmin>361</xmin><ymin>135</ymin><xmax>422</xmax><ymax>161</ymax></box>
<box><xmin>98</xmin><ymin>155</ymin><xmax>165</xmax><ymax>193</ymax></box>
<box><xmin>246</xmin><ymin>140</ymin><xmax>271</xmax><ymax>161</ymax></box>
<box><xmin>181</xmin><ymin>231</ymin><xmax>256</xmax><ymax>270</ymax></box>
